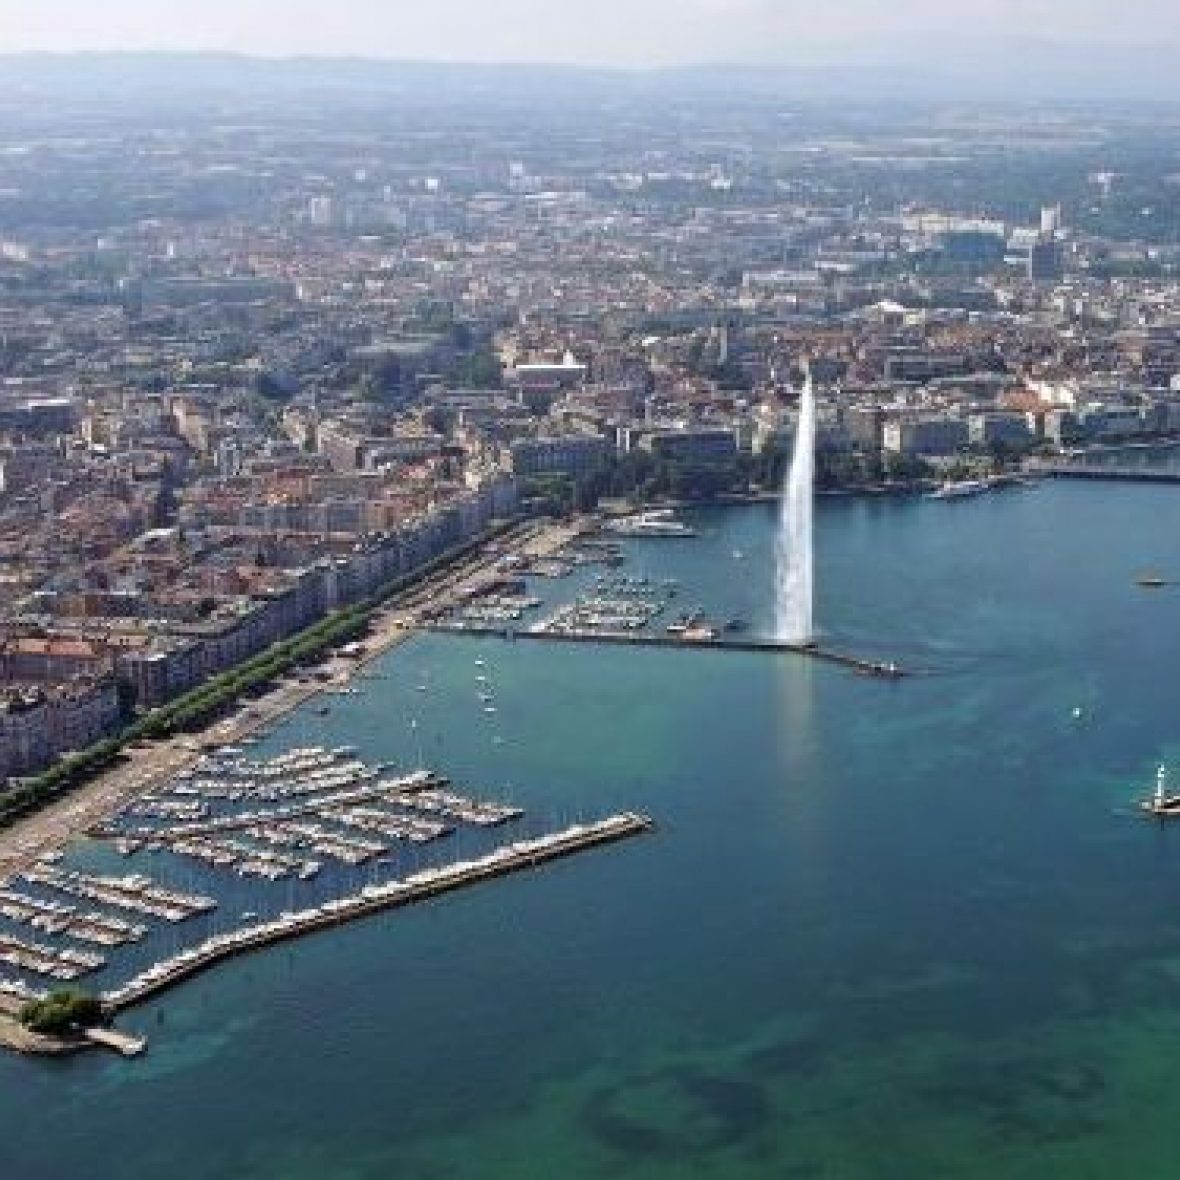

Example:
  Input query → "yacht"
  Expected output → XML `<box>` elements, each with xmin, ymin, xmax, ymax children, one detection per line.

<box><xmin>606</xmin><ymin>509</ymin><xmax>697</xmax><ymax>538</ymax></box>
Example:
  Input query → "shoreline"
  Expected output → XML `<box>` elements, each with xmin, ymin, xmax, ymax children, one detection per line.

<box><xmin>0</xmin><ymin>515</ymin><xmax>590</xmax><ymax>884</ymax></box>
<box><xmin>0</xmin><ymin>994</ymin><xmax>86</xmax><ymax>1056</ymax></box>
<box><xmin>0</xmin><ymin>809</ymin><xmax>652</xmax><ymax>1057</ymax></box>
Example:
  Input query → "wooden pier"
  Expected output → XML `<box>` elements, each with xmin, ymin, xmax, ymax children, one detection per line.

<box><xmin>427</xmin><ymin>624</ymin><xmax>907</xmax><ymax>678</ymax></box>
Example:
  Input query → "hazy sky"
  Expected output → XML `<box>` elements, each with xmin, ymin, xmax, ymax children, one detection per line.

<box><xmin>5</xmin><ymin>0</ymin><xmax>1178</xmax><ymax>66</ymax></box>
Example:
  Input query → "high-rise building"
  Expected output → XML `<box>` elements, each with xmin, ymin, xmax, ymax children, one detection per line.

<box><xmin>1028</xmin><ymin>237</ymin><xmax>1064</xmax><ymax>282</ymax></box>
<box><xmin>308</xmin><ymin>196</ymin><xmax>335</xmax><ymax>227</ymax></box>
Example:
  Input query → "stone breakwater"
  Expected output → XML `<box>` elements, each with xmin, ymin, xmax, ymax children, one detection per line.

<box><xmin>103</xmin><ymin>812</ymin><xmax>654</xmax><ymax>1012</ymax></box>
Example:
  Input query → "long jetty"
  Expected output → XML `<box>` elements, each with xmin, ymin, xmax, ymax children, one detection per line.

<box><xmin>104</xmin><ymin>812</ymin><xmax>653</xmax><ymax>1013</ymax></box>
<box><xmin>427</xmin><ymin>624</ymin><xmax>907</xmax><ymax>677</ymax></box>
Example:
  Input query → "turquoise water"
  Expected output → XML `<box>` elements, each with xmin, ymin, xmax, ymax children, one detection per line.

<box><xmin>6</xmin><ymin>484</ymin><xmax>1180</xmax><ymax>1177</ymax></box>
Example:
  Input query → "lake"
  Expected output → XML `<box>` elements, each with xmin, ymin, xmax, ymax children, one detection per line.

<box><xmin>4</xmin><ymin>482</ymin><xmax>1180</xmax><ymax>1178</ymax></box>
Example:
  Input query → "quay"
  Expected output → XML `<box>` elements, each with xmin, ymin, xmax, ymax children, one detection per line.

<box><xmin>84</xmin><ymin>1026</ymin><xmax>146</xmax><ymax>1057</ymax></box>
<box><xmin>104</xmin><ymin>812</ymin><xmax>653</xmax><ymax>1012</ymax></box>
<box><xmin>1033</xmin><ymin>463</ymin><xmax>1180</xmax><ymax>485</ymax></box>
<box><xmin>426</xmin><ymin>624</ymin><xmax>907</xmax><ymax>678</ymax></box>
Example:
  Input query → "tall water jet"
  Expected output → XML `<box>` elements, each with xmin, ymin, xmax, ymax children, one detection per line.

<box><xmin>776</xmin><ymin>374</ymin><xmax>816</xmax><ymax>644</ymax></box>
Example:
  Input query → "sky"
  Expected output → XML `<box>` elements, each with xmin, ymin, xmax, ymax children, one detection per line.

<box><xmin>4</xmin><ymin>0</ymin><xmax>1179</xmax><ymax>67</ymax></box>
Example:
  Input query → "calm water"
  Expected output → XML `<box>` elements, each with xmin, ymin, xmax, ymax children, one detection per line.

<box><xmin>6</xmin><ymin>483</ymin><xmax>1180</xmax><ymax>1178</ymax></box>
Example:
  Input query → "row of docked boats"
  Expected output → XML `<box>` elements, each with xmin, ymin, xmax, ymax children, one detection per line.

<box><xmin>102</xmin><ymin>813</ymin><xmax>654</xmax><ymax>1011</ymax></box>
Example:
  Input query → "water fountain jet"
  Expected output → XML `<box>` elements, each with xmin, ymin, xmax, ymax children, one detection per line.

<box><xmin>775</xmin><ymin>374</ymin><xmax>816</xmax><ymax>644</ymax></box>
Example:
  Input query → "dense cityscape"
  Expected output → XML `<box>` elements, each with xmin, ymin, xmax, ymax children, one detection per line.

<box><xmin>8</xmin><ymin>46</ymin><xmax>1180</xmax><ymax>1178</ymax></box>
<box><xmin>5</xmin><ymin>66</ymin><xmax>1180</xmax><ymax>786</ymax></box>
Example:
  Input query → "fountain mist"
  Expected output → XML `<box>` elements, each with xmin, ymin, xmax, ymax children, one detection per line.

<box><xmin>775</xmin><ymin>376</ymin><xmax>815</xmax><ymax>643</ymax></box>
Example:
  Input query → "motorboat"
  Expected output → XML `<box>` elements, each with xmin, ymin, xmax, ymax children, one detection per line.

<box><xmin>606</xmin><ymin>509</ymin><xmax>697</xmax><ymax>538</ymax></box>
<box><xmin>926</xmin><ymin>479</ymin><xmax>988</xmax><ymax>501</ymax></box>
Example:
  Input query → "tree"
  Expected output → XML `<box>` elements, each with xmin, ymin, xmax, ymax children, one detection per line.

<box><xmin>422</xmin><ymin>406</ymin><xmax>454</xmax><ymax>437</ymax></box>
<box><xmin>360</xmin><ymin>355</ymin><xmax>405</xmax><ymax>403</ymax></box>
<box><xmin>449</xmin><ymin>350</ymin><xmax>502</xmax><ymax>389</ymax></box>
<box><xmin>20</xmin><ymin>988</ymin><xmax>106</xmax><ymax>1036</ymax></box>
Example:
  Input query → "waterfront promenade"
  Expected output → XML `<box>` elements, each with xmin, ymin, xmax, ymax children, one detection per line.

<box><xmin>0</xmin><ymin>517</ymin><xmax>590</xmax><ymax>882</ymax></box>
<box><xmin>1033</xmin><ymin>463</ymin><xmax>1180</xmax><ymax>484</ymax></box>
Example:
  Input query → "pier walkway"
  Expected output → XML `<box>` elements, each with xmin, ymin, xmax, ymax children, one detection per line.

<box><xmin>427</xmin><ymin>624</ymin><xmax>907</xmax><ymax>678</ymax></box>
<box><xmin>104</xmin><ymin>813</ymin><xmax>653</xmax><ymax>1012</ymax></box>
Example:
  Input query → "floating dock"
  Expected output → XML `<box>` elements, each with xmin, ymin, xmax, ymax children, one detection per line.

<box><xmin>103</xmin><ymin>812</ymin><xmax>653</xmax><ymax>1012</ymax></box>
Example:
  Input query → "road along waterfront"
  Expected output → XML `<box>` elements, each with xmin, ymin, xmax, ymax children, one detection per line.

<box><xmin>0</xmin><ymin>516</ymin><xmax>589</xmax><ymax>883</ymax></box>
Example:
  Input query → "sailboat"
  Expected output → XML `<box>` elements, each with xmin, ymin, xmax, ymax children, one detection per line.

<box><xmin>1142</xmin><ymin>764</ymin><xmax>1180</xmax><ymax>818</ymax></box>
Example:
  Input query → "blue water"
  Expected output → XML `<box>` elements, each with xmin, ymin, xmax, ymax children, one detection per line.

<box><xmin>5</xmin><ymin>484</ymin><xmax>1180</xmax><ymax>1178</ymax></box>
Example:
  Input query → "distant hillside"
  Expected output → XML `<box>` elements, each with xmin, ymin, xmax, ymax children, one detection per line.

<box><xmin>1</xmin><ymin>45</ymin><xmax>1178</xmax><ymax>105</ymax></box>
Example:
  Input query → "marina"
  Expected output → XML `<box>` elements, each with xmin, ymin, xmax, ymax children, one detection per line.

<box><xmin>0</xmin><ymin>501</ymin><xmax>919</xmax><ymax>1053</ymax></box>
<box><xmin>0</xmin><ymin>738</ymin><xmax>651</xmax><ymax>1040</ymax></box>
<box><xmin>102</xmin><ymin>812</ymin><xmax>652</xmax><ymax>1012</ymax></box>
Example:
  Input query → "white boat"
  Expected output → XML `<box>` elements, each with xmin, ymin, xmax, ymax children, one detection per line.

<box><xmin>926</xmin><ymin>479</ymin><xmax>989</xmax><ymax>501</ymax></box>
<box><xmin>607</xmin><ymin>510</ymin><xmax>697</xmax><ymax>538</ymax></box>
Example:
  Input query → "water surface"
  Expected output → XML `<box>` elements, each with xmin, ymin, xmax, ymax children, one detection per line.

<box><xmin>5</xmin><ymin>484</ymin><xmax>1180</xmax><ymax>1178</ymax></box>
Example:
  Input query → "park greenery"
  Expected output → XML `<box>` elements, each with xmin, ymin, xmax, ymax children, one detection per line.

<box><xmin>520</xmin><ymin>446</ymin><xmax>941</xmax><ymax>517</ymax></box>
<box><xmin>19</xmin><ymin>988</ymin><xmax>107</xmax><ymax>1036</ymax></box>
<box><xmin>0</xmin><ymin>521</ymin><xmax>517</xmax><ymax>831</ymax></box>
